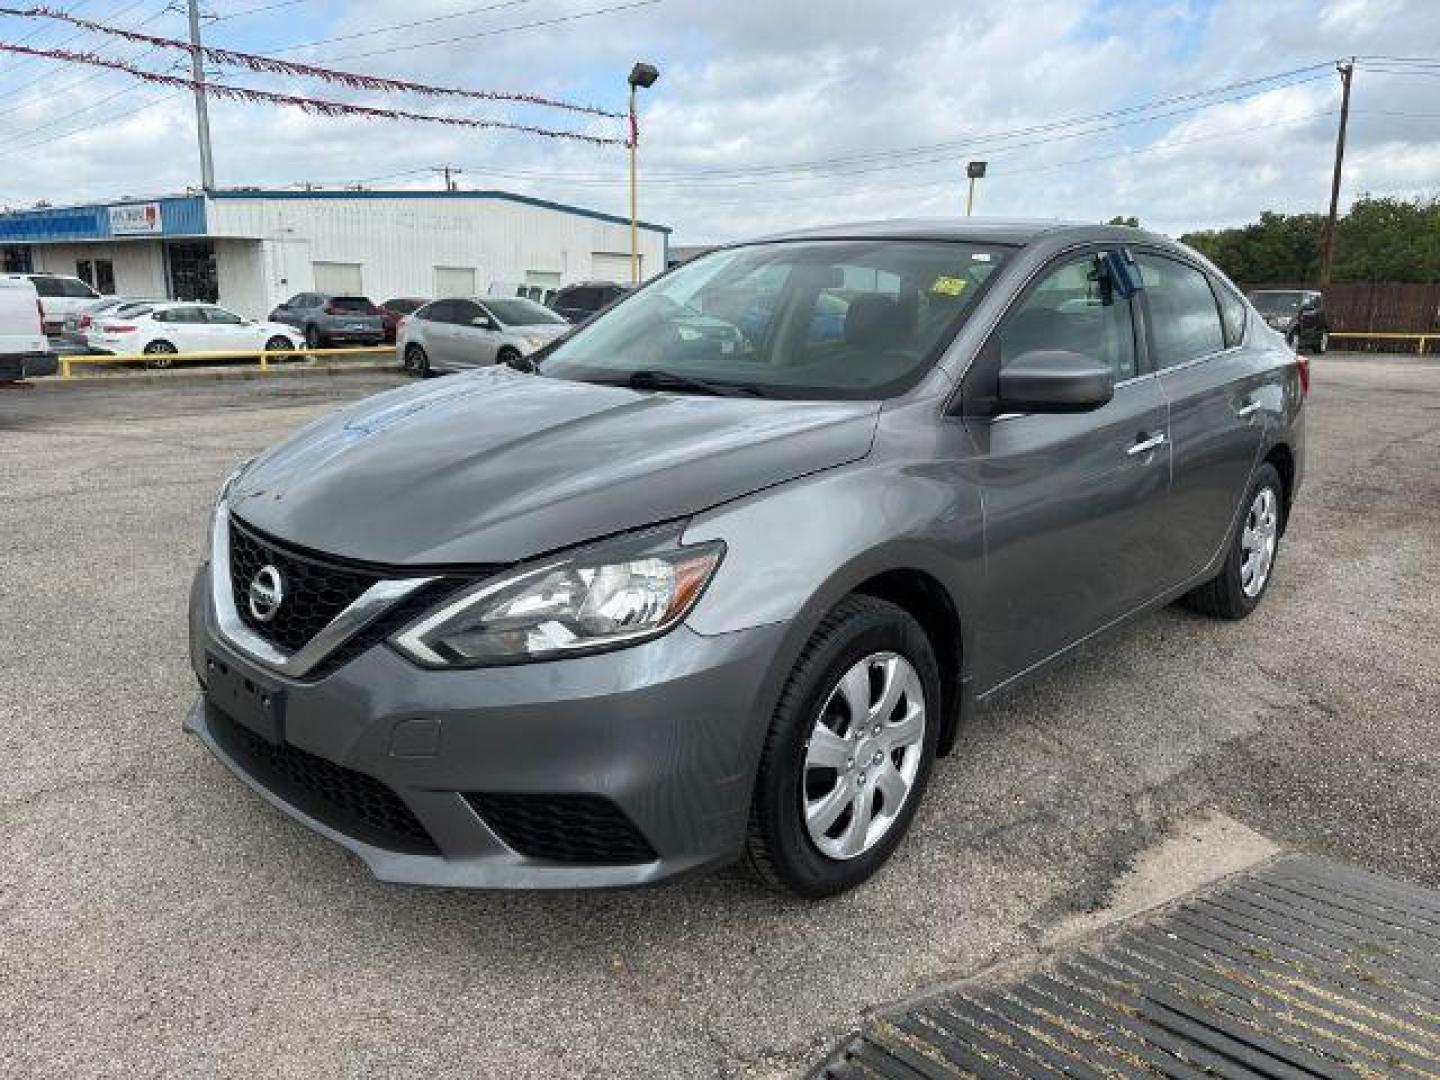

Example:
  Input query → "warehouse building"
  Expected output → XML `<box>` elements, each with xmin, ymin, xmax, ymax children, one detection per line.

<box><xmin>0</xmin><ymin>189</ymin><xmax>670</xmax><ymax>318</ymax></box>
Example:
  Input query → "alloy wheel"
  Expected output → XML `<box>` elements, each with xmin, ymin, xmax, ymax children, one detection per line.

<box><xmin>1240</xmin><ymin>486</ymin><xmax>1279</xmax><ymax>597</ymax></box>
<box><xmin>802</xmin><ymin>651</ymin><xmax>926</xmax><ymax>861</ymax></box>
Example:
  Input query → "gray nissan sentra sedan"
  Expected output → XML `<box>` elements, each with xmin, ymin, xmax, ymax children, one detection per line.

<box><xmin>186</xmin><ymin>220</ymin><xmax>1305</xmax><ymax>897</ymax></box>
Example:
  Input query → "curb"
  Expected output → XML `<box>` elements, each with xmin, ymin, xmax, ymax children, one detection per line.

<box><xmin>25</xmin><ymin>359</ymin><xmax>400</xmax><ymax>390</ymax></box>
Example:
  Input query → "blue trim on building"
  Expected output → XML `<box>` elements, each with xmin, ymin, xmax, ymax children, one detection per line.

<box><xmin>205</xmin><ymin>188</ymin><xmax>672</xmax><ymax>234</ymax></box>
<box><xmin>0</xmin><ymin>196</ymin><xmax>206</xmax><ymax>243</ymax></box>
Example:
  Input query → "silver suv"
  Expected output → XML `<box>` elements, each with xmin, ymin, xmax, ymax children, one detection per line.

<box><xmin>187</xmin><ymin>220</ymin><xmax>1305</xmax><ymax>897</ymax></box>
<box><xmin>268</xmin><ymin>293</ymin><xmax>384</xmax><ymax>349</ymax></box>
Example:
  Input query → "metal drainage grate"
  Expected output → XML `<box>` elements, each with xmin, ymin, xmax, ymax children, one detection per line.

<box><xmin>816</xmin><ymin>856</ymin><xmax>1440</xmax><ymax>1079</ymax></box>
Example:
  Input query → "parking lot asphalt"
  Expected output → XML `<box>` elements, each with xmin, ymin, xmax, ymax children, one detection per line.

<box><xmin>1</xmin><ymin>355</ymin><xmax>1436</xmax><ymax>1078</ymax></box>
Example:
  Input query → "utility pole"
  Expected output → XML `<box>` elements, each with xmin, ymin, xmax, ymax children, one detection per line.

<box><xmin>186</xmin><ymin>0</ymin><xmax>216</xmax><ymax>190</ymax></box>
<box><xmin>432</xmin><ymin>165</ymin><xmax>462</xmax><ymax>191</ymax></box>
<box><xmin>1319</xmin><ymin>59</ymin><xmax>1354</xmax><ymax>286</ymax></box>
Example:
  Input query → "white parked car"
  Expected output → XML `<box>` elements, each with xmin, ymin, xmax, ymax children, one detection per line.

<box><xmin>27</xmin><ymin>273</ymin><xmax>102</xmax><ymax>335</ymax></box>
<box><xmin>398</xmin><ymin>296</ymin><xmax>570</xmax><ymax>376</ymax></box>
<box><xmin>0</xmin><ymin>275</ymin><xmax>55</xmax><ymax>381</ymax></box>
<box><xmin>86</xmin><ymin>301</ymin><xmax>305</xmax><ymax>366</ymax></box>
<box><xmin>62</xmin><ymin>296</ymin><xmax>165</xmax><ymax>346</ymax></box>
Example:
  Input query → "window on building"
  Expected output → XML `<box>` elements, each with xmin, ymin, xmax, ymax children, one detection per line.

<box><xmin>77</xmin><ymin>258</ymin><xmax>116</xmax><ymax>294</ymax></box>
<box><xmin>313</xmin><ymin>261</ymin><xmax>363</xmax><ymax>295</ymax></box>
<box><xmin>166</xmin><ymin>241</ymin><xmax>218</xmax><ymax>302</ymax></box>
<box><xmin>1136</xmin><ymin>254</ymin><xmax>1226</xmax><ymax>368</ymax></box>
<box><xmin>3</xmin><ymin>246</ymin><xmax>33</xmax><ymax>273</ymax></box>
<box><xmin>433</xmin><ymin>266</ymin><xmax>477</xmax><ymax>298</ymax></box>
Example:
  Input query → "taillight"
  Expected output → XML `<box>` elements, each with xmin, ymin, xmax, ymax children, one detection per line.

<box><xmin>36</xmin><ymin>298</ymin><xmax>44</xmax><ymax>333</ymax></box>
<box><xmin>323</xmin><ymin>304</ymin><xmax>340</xmax><ymax>315</ymax></box>
<box><xmin>79</xmin><ymin>313</ymin><xmax>92</xmax><ymax>329</ymax></box>
<box><xmin>1295</xmin><ymin>354</ymin><xmax>1310</xmax><ymax>398</ymax></box>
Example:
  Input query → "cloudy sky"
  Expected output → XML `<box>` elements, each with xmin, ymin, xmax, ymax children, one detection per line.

<box><xmin>1</xmin><ymin>0</ymin><xmax>1439</xmax><ymax>243</ymax></box>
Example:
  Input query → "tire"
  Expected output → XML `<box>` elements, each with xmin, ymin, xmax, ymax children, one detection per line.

<box><xmin>496</xmin><ymin>346</ymin><xmax>525</xmax><ymax>371</ymax></box>
<box><xmin>744</xmin><ymin>595</ymin><xmax>941</xmax><ymax>898</ymax></box>
<box><xmin>403</xmin><ymin>344</ymin><xmax>430</xmax><ymax>377</ymax></box>
<box><xmin>1180</xmin><ymin>462</ymin><xmax>1284</xmax><ymax>620</ymax></box>
<box><xmin>1316</xmin><ymin>331</ymin><xmax>1329</xmax><ymax>355</ymax></box>
<box><xmin>263</xmin><ymin>335</ymin><xmax>295</xmax><ymax>362</ymax></box>
<box><xmin>142</xmin><ymin>339</ymin><xmax>177</xmax><ymax>369</ymax></box>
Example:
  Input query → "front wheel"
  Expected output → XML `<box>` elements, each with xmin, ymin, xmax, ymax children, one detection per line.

<box><xmin>143</xmin><ymin>340</ymin><xmax>177</xmax><ymax>369</ymax></box>
<box><xmin>744</xmin><ymin>596</ymin><xmax>940</xmax><ymax>898</ymax></box>
<box><xmin>1181</xmin><ymin>462</ymin><xmax>1284</xmax><ymax>619</ymax></box>
<box><xmin>496</xmin><ymin>346</ymin><xmax>527</xmax><ymax>371</ymax></box>
<box><xmin>403</xmin><ymin>344</ymin><xmax>430</xmax><ymax>377</ymax></box>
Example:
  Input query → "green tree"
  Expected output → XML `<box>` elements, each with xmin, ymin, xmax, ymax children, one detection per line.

<box><xmin>1181</xmin><ymin>196</ymin><xmax>1440</xmax><ymax>284</ymax></box>
<box><xmin>1105</xmin><ymin>215</ymin><xmax>1140</xmax><ymax>227</ymax></box>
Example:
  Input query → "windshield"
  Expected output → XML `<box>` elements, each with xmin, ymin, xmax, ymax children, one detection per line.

<box><xmin>1248</xmin><ymin>291</ymin><xmax>1304</xmax><ymax>315</ymax></box>
<box><xmin>485</xmin><ymin>298</ymin><xmax>566</xmax><ymax>326</ymax></box>
<box><xmin>538</xmin><ymin>240</ymin><xmax>1010</xmax><ymax>399</ymax></box>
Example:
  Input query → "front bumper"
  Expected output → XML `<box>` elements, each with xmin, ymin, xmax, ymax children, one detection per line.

<box><xmin>186</xmin><ymin>566</ymin><xmax>785</xmax><ymax>888</ymax></box>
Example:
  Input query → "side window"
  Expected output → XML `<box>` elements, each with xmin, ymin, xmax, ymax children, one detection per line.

<box><xmin>203</xmin><ymin>306</ymin><xmax>244</xmax><ymax>325</ymax></box>
<box><xmin>1136</xmin><ymin>254</ymin><xmax>1226</xmax><ymax>368</ymax></box>
<box><xmin>420</xmin><ymin>300</ymin><xmax>453</xmax><ymax>323</ymax></box>
<box><xmin>996</xmin><ymin>252</ymin><xmax>1137</xmax><ymax>381</ymax></box>
<box><xmin>1213</xmin><ymin>282</ymin><xmax>1248</xmax><ymax>347</ymax></box>
<box><xmin>167</xmin><ymin>306</ymin><xmax>207</xmax><ymax>324</ymax></box>
<box><xmin>452</xmin><ymin>300</ymin><xmax>484</xmax><ymax>325</ymax></box>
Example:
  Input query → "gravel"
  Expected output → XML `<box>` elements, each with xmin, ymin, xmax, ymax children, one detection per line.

<box><xmin>1</xmin><ymin>356</ymin><xmax>1435</xmax><ymax>1078</ymax></box>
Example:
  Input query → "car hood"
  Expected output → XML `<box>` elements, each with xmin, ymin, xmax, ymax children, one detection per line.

<box><xmin>508</xmin><ymin>322</ymin><xmax>568</xmax><ymax>337</ymax></box>
<box><xmin>228</xmin><ymin>367</ymin><xmax>880</xmax><ymax>565</ymax></box>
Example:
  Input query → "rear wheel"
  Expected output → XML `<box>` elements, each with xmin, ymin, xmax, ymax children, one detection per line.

<box><xmin>263</xmin><ymin>335</ymin><xmax>295</xmax><ymax>362</ymax></box>
<box><xmin>1181</xmin><ymin>462</ymin><xmax>1284</xmax><ymax>619</ymax></box>
<box><xmin>403</xmin><ymin>344</ymin><xmax>430</xmax><ymax>377</ymax></box>
<box><xmin>143</xmin><ymin>339</ymin><xmax>177</xmax><ymax>369</ymax></box>
<box><xmin>744</xmin><ymin>596</ymin><xmax>940</xmax><ymax>898</ymax></box>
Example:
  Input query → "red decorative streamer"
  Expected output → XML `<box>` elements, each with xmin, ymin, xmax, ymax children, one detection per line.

<box><xmin>0</xmin><ymin>5</ymin><xmax>623</xmax><ymax>118</ymax></box>
<box><xmin>0</xmin><ymin>42</ymin><xmax>628</xmax><ymax>146</ymax></box>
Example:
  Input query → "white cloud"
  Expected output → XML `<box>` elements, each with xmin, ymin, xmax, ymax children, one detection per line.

<box><xmin>2</xmin><ymin>0</ymin><xmax>1439</xmax><ymax>243</ymax></box>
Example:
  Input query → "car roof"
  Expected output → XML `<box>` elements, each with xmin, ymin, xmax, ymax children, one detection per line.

<box><xmin>747</xmin><ymin>217</ymin><xmax>1178</xmax><ymax>249</ymax></box>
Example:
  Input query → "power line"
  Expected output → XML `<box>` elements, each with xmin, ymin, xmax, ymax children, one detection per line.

<box><xmin>312</xmin><ymin>0</ymin><xmax>667</xmax><ymax>65</ymax></box>
<box><xmin>250</xmin><ymin>0</ymin><xmax>542</xmax><ymax>53</ymax></box>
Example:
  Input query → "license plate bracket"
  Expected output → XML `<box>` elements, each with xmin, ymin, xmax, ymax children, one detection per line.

<box><xmin>205</xmin><ymin>652</ymin><xmax>285</xmax><ymax>744</ymax></box>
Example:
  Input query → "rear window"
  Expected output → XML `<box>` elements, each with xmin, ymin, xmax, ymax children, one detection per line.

<box><xmin>32</xmin><ymin>276</ymin><xmax>96</xmax><ymax>298</ymax></box>
<box><xmin>328</xmin><ymin>296</ymin><xmax>377</xmax><ymax>313</ymax></box>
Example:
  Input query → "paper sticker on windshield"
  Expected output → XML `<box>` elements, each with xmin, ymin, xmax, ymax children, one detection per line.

<box><xmin>931</xmin><ymin>275</ymin><xmax>967</xmax><ymax>296</ymax></box>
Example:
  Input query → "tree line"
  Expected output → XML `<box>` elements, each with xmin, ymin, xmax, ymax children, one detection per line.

<box><xmin>1177</xmin><ymin>195</ymin><xmax>1440</xmax><ymax>284</ymax></box>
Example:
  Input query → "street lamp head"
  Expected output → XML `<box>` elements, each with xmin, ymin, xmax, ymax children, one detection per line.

<box><xmin>966</xmin><ymin>160</ymin><xmax>988</xmax><ymax>179</ymax></box>
<box><xmin>628</xmin><ymin>62</ymin><xmax>660</xmax><ymax>89</ymax></box>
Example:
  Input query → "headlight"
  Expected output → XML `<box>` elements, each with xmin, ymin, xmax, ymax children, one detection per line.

<box><xmin>392</xmin><ymin>538</ymin><xmax>724</xmax><ymax>667</ymax></box>
<box><xmin>519</xmin><ymin>334</ymin><xmax>549</xmax><ymax>352</ymax></box>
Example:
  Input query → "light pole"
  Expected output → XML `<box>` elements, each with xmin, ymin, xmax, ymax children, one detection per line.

<box><xmin>964</xmin><ymin>161</ymin><xmax>987</xmax><ymax>217</ymax></box>
<box><xmin>627</xmin><ymin>61</ymin><xmax>659</xmax><ymax>285</ymax></box>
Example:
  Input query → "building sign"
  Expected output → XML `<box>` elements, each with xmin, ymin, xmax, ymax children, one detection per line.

<box><xmin>108</xmin><ymin>202</ymin><xmax>163</xmax><ymax>235</ymax></box>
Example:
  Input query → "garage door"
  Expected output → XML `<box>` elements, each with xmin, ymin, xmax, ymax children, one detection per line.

<box><xmin>434</xmin><ymin>266</ymin><xmax>477</xmax><ymax>297</ymax></box>
<box><xmin>591</xmin><ymin>252</ymin><xmax>637</xmax><ymax>284</ymax></box>
<box><xmin>312</xmin><ymin>261</ymin><xmax>363</xmax><ymax>294</ymax></box>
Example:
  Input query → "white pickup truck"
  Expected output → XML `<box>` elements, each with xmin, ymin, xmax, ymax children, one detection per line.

<box><xmin>0</xmin><ymin>275</ymin><xmax>57</xmax><ymax>382</ymax></box>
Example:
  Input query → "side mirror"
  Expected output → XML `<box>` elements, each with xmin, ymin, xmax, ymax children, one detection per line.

<box><xmin>471</xmin><ymin>315</ymin><xmax>495</xmax><ymax>330</ymax></box>
<box><xmin>997</xmin><ymin>350</ymin><xmax>1114</xmax><ymax>413</ymax></box>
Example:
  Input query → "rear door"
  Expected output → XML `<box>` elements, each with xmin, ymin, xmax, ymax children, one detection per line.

<box><xmin>158</xmin><ymin>306</ymin><xmax>212</xmax><ymax>352</ymax></box>
<box><xmin>1136</xmin><ymin>252</ymin><xmax>1267</xmax><ymax>584</ymax></box>
<box><xmin>201</xmin><ymin>305</ymin><xmax>262</xmax><ymax>351</ymax></box>
<box><xmin>965</xmin><ymin>247</ymin><xmax>1173</xmax><ymax>689</ymax></box>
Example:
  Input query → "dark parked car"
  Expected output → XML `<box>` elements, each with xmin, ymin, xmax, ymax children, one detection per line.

<box><xmin>268</xmin><ymin>293</ymin><xmax>385</xmax><ymax>348</ymax></box>
<box><xmin>378</xmin><ymin>297</ymin><xmax>427</xmax><ymax>343</ymax></box>
<box><xmin>1247</xmin><ymin>289</ymin><xmax>1328</xmax><ymax>352</ymax></box>
<box><xmin>188</xmin><ymin>221</ymin><xmax>1305</xmax><ymax>897</ymax></box>
<box><xmin>549</xmin><ymin>280</ymin><xmax>628</xmax><ymax>323</ymax></box>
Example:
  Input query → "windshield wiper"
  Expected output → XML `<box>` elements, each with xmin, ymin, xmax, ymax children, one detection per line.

<box><xmin>625</xmin><ymin>369</ymin><xmax>764</xmax><ymax>397</ymax></box>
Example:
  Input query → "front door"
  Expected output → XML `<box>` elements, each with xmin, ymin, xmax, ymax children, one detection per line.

<box><xmin>963</xmin><ymin>249</ymin><xmax>1173</xmax><ymax>691</ymax></box>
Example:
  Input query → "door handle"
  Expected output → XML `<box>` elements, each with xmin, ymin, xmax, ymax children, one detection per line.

<box><xmin>1127</xmin><ymin>432</ymin><xmax>1167</xmax><ymax>457</ymax></box>
<box><xmin>1235</xmin><ymin>401</ymin><xmax>1262</xmax><ymax>418</ymax></box>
